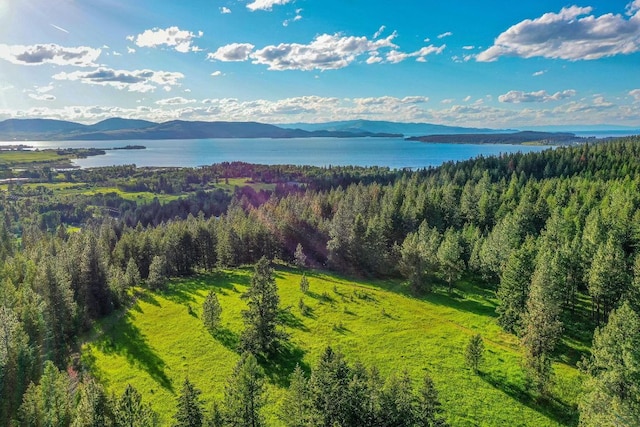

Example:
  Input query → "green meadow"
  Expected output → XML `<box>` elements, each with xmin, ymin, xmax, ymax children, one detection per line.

<box><xmin>82</xmin><ymin>268</ymin><xmax>582</xmax><ymax>426</ymax></box>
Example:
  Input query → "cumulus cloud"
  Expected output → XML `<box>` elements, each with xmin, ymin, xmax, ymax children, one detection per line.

<box><xmin>220</xmin><ymin>7</ymin><xmax>231</xmax><ymax>14</ymax></box>
<box><xmin>630</xmin><ymin>89</ymin><xmax>640</xmax><ymax>101</ymax></box>
<box><xmin>0</xmin><ymin>43</ymin><xmax>100</xmax><ymax>67</ymax></box>
<box><xmin>533</xmin><ymin>70</ymin><xmax>547</xmax><ymax>76</ymax></box>
<box><xmin>437</xmin><ymin>31</ymin><xmax>453</xmax><ymax>39</ymax></box>
<box><xmin>52</xmin><ymin>67</ymin><xmax>184</xmax><ymax>92</ymax></box>
<box><xmin>207</xmin><ymin>43</ymin><xmax>255</xmax><ymax>62</ymax></box>
<box><xmin>156</xmin><ymin>97</ymin><xmax>196</xmax><ymax>105</ymax></box>
<box><xmin>247</xmin><ymin>0</ymin><xmax>293</xmax><ymax>11</ymax></box>
<box><xmin>211</xmin><ymin>71</ymin><xmax>223</xmax><ymax>77</ymax></box>
<box><xmin>498</xmin><ymin>89</ymin><xmax>576</xmax><ymax>103</ymax></box>
<box><xmin>130</xmin><ymin>27</ymin><xmax>203</xmax><ymax>53</ymax></box>
<box><xmin>478</xmin><ymin>3</ymin><xmax>640</xmax><ymax>62</ymax></box>
<box><xmin>251</xmin><ymin>33</ymin><xmax>399</xmax><ymax>70</ymax></box>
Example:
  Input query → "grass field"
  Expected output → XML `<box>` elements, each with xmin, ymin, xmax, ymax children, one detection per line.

<box><xmin>82</xmin><ymin>268</ymin><xmax>582</xmax><ymax>426</ymax></box>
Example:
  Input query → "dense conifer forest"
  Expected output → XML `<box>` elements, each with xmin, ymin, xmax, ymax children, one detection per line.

<box><xmin>1</xmin><ymin>137</ymin><xmax>640</xmax><ymax>426</ymax></box>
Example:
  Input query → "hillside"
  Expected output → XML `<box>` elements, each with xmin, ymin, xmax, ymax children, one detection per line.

<box><xmin>82</xmin><ymin>268</ymin><xmax>582</xmax><ymax>426</ymax></box>
<box><xmin>281</xmin><ymin>119</ymin><xmax>510</xmax><ymax>136</ymax></box>
<box><xmin>0</xmin><ymin>118</ymin><xmax>401</xmax><ymax>141</ymax></box>
<box><xmin>407</xmin><ymin>131</ymin><xmax>584</xmax><ymax>145</ymax></box>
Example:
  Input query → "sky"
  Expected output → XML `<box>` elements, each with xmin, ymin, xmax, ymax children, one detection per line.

<box><xmin>0</xmin><ymin>0</ymin><xmax>639</xmax><ymax>128</ymax></box>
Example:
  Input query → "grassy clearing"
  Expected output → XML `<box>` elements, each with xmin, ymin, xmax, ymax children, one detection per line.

<box><xmin>82</xmin><ymin>268</ymin><xmax>581</xmax><ymax>426</ymax></box>
<box><xmin>0</xmin><ymin>150</ymin><xmax>66</xmax><ymax>165</ymax></box>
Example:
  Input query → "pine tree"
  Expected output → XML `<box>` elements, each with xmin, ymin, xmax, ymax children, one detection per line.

<box><xmin>308</xmin><ymin>346</ymin><xmax>351</xmax><ymax>427</ymax></box>
<box><xmin>19</xmin><ymin>361</ymin><xmax>72</xmax><ymax>427</ymax></box>
<box><xmin>294</xmin><ymin>243</ymin><xmax>307</xmax><ymax>268</ymax></box>
<box><xmin>223</xmin><ymin>353</ymin><xmax>265</xmax><ymax>427</ymax></box>
<box><xmin>205</xmin><ymin>400</ymin><xmax>224</xmax><ymax>427</ymax></box>
<box><xmin>496</xmin><ymin>237</ymin><xmax>536</xmax><ymax>333</ymax></box>
<box><xmin>579</xmin><ymin>302</ymin><xmax>640</xmax><ymax>426</ymax></box>
<box><xmin>115</xmin><ymin>384</ymin><xmax>157</xmax><ymax>427</ymax></box>
<box><xmin>174</xmin><ymin>378</ymin><xmax>204</xmax><ymax>427</ymax></box>
<box><xmin>379</xmin><ymin>370</ymin><xmax>415</xmax><ymax>427</ymax></box>
<box><xmin>125</xmin><ymin>257</ymin><xmax>141</xmax><ymax>288</ymax></box>
<box><xmin>437</xmin><ymin>229</ymin><xmax>464</xmax><ymax>294</ymax></box>
<box><xmin>147</xmin><ymin>255</ymin><xmax>168</xmax><ymax>290</ymax></box>
<box><xmin>240</xmin><ymin>257</ymin><xmax>284</xmax><ymax>355</ymax></box>
<box><xmin>299</xmin><ymin>274</ymin><xmax>309</xmax><ymax>294</ymax></box>
<box><xmin>202</xmin><ymin>291</ymin><xmax>222</xmax><ymax>332</ymax></box>
<box><xmin>521</xmin><ymin>251</ymin><xmax>563</xmax><ymax>395</ymax></box>
<box><xmin>587</xmin><ymin>238</ymin><xmax>629</xmax><ymax>324</ymax></box>
<box><xmin>465</xmin><ymin>334</ymin><xmax>484</xmax><ymax>373</ymax></box>
<box><xmin>415</xmin><ymin>373</ymin><xmax>449</xmax><ymax>427</ymax></box>
<box><xmin>72</xmin><ymin>379</ymin><xmax>114</xmax><ymax>427</ymax></box>
<box><xmin>279</xmin><ymin>364</ymin><xmax>313</xmax><ymax>427</ymax></box>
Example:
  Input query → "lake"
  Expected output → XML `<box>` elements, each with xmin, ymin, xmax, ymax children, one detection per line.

<box><xmin>0</xmin><ymin>137</ymin><xmax>553</xmax><ymax>169</ymax></box>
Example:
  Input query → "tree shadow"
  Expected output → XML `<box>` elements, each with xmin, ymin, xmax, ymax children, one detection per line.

<box><xmin>258</xmin><ymin>342</ymin><xmax>309</xmax><ymax>387</ymax></box>
<box><xmin>211</xmin><ymin>326</ymin><xmax>240</xmax><ymax>352</ymax></box>
<box><xmin>96</xmin><ymin>314</ymin><xmax>173</xmax><ymax>392</ymax></box>
<box><xmin>162</xmin><ymin>271</ymin><xmax>250</xmax><ymax>306</ymax></box>
<box><xmin>332</xmin><ymin>323</ymin><xmax>351</xmax><ymax>334</ymax></box>
<box><xmin>278</xmin><ymin>309</ymin><xmax>309</xmax><ymax>332</ymax></box>
<box><xmin>478</xmin><ymin>371</ymin><xmax>578</xmax><ymax>426</ymax></box>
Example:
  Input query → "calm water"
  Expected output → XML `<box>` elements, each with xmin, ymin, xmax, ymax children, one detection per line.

<box><xmin>0</xmin><ymin>138</ymin><xmax>553</xmax><ymax>169</ymax></box>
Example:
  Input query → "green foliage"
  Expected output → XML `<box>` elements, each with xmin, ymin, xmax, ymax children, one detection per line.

<box><xmin>299</xmin><ymin>274</ymin><xmax>309</xmax><ymax>294</ymax></box>
<box><xmin>147</xmin><ymin>255</ymin><xmax>168</xmax><ymax>290</ymax></box>
<box><xmin>587</xmin><ymin>238</ymin><xmax>629</xmax><ymax>324</ymax></box>
<box><xmin>465</xmin><ymin>334</ymin><xmax>485</xmax><ymax>373</ymax></box>
<box><xmin>72</xmin><ymin>379</ymin><xmax>114</xmax><ymax>427</ymax></box>
<box><xmin>294</xmin><ymin>244</ymin><xmax>307</xmax><ymax>268</ymax></box>
<box><xmin>223</xmin><ymin>352</ymin><xmax>265</xmax><ymax>427</ymax></box>
<box><xmin>240</xmin><ymin>257</ymin><xmax>285</xmax><ymax>355</ymax></box>
<box><xmin>174</xmin><ymin>377</ymin><xmax>204</xmax><ymax>427</ymax></box>
<box><xmin>115</xmin><ymin>384</ymin><xmax>158</xmax><ymax>427</ymax></box>
<box><xmin>578</xmin><ymin>302</ymin><xmax>640</xmax><ymax>426</ymax></box>
<box><xmin>202</xmin><ymin>291</ymin><xmax>222</xmax><ymax>332</ymax></box>
<box><xmin>19</xmin><ymin>361</ymin><xmax>72</xmax><ymax>427</ymax></box>
<box><xmin>437</xmin><ymin>228</ymin><xmax>464</xmax><ymax>293</ymax></box>
<box><xmin>415</xmin><ymin>373</ymin><xmax>449</xmax><ymax>427</ymax></box>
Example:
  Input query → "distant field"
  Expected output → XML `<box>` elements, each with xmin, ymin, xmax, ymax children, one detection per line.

<box><xmin>0</xmin><ymin>150</ymin><xmax>65</xmax><ymax>165</ymax></box>
<box><xmin>82</xmin><ymin>268</ymin><xmax>581</xmax><ymax>426</ymax></box>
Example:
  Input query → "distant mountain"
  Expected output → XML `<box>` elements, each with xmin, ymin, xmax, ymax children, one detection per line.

<box><xmin>85</xmin><ymin>118</ymin><xmax>157</xmax><ymax>132</ymax></box>
<box><xmin>0</xmin><ymin>118</ymin><xmax>86</xmax><ymax>134</ymax></box>
<box><xmin>281</xmin><ymin>120</ymin><xmax>510</xmax><ymax>136</ymax></box>
<box><xmin>0</xmin><ymin>118</ymin><xmax>401</xmax><ymax>141</ymax></box>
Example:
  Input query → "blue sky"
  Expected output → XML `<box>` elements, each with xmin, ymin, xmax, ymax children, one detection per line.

<box><xmin>0</xmin><ymin>0</ymin><xmax>639</xmax><ymax>128</ymax></box>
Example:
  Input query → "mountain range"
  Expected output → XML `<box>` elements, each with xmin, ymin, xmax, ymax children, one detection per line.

<box><xmin>0</xmin><ymin>118</ymin><xmax>512</xmax><ymax>141</ymax></box>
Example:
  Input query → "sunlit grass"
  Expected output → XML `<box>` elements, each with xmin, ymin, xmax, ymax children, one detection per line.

<box><xmin>82</xmin><ymin>268</ymin><xmax>581</xmax><ymax>426</ymax></box>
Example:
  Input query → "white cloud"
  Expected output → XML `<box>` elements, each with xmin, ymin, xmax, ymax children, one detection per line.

<box><xmin>437</xmin><ymin>31</ymin><xmax>453</xmax><ymax>39</ymax></box>
<box><xmin>35</xmin><ymin>85</ymin><xmax>54</xmax><ymax>94</ymax></box>
<box><xmin>211</xmin><ymin>71</ymin><xmax>223</xmax><ymax>77</ymax></box>
<box><xmin>462</xmin><ymin>45</ymin><xmax>475</xmax><ymax>50</ymax></box>
<box><xmin>50</xmin><ymin>24</ymin><xmax>69</xmax><ymax>34</ymax></box>
<box><xmin>220</xmin><ymin>7</ymin><xmax>231</xmax><ymax>14</ymax></box>
<box><xmin>441</xmin><ymin>99</ymin><xmax>454</xmax><ymax>104</ymax></box>
<box><xmin>52</xmin><ymin>67</ymin><xmax>184</xmax><ymax>93</ymax></box>
<box><xmin>131</xmin><ymin>27</ymin><xmax>203</xmax><ymax>53</ymax></box>
<box><xmin>463</xmin><ymin>95</ymin><xmax>472</xmax><ymax>102</ymax></box>
<box><xmin>283</xmin><ymin>9</ymin><xmax>303</xmax><ymax>26</ymax></box>
<box><xmin>156</xmin><ymin>97</ymin><xmax>196</xmax><ymax>105</ymax></box>
<box><xmin>127</xmin><ymin>47</ymin><xmax>136</xmax><ymax>54</ymax></box>
<box><xmin>251</xmin><ymin>33</ymin><xmax>399</xmax><ymax>70</ymax></box>
<box><xmin>0</xmin><ymin>43</ymin><xmax>100</xmax><ymax>67</ymax></box>
<box><xmin>478</xmin><ymin>3</ymin><xmax>640</xmax><ymax>62</ymax></box>
<box><xmin>532</xmin><ymin>70</ymin><xmax>547</xmax><ymax>77</ymax></box>
<box><xmin>366</xmin><ymin>54</ymin><xmax>382</xmax><ymax>64</ymax></box>
<box><xmin>247</xmin><ymin>0</ymin><xmax>293</xmax><ymax>11</ymax></box>
<box><xmin>630</xmin><ymin>89</ymin><xmax>640</xmax><ymax>101</ymax></box>
<box><xmin>373</xmin><ymin>25</ymin><xmax>386</xmax><ymax>39</ymax></box>
<box><xmin>498</xmin><ymin>89</ymin><xmax>576</xmax><ymax>103</ymax></box>
<box><xmin>28</xmin><ymin>93</ymin><xmax>56</xmax><ymax>101</ymax></box>
<box><xmin>207</xmin><ymin>43</ymin><xmax>255</xmax><ymax>62</ymax></box>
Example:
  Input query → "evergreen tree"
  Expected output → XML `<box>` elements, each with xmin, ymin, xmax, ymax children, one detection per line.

<box><xmin>204</xmin><ymin>400</ymin><xmax>224</xmax><ymax>427</ymax></box>
<box><xmin>279</xmin><ymin>364</ymin><xmax>313</xmax><ymax>427</ymax></box>
<box><xmin>240</xmin><ymin>257</ymin><xmax>284</xmax><ymax>355</ymax></box>
<box><xmin>579</xmin><ymin>302</ymin><xmax>640</xmax><ymax>426</ymax></box>
<box><xmin>114</xmin><ymin>384</ymin><xmax>157</xmax><ymax>427</ymax></box>
<box><xmin>124</xmin><ymin>257</ymin><xmax>141</xmax><ymax>288</ymax></box>
<box><xmin>521</xmin><ymin>251</ymin><xmax>563</xmax><ymax>395</ymax></box>
<box><xmin>465</xmin><ymin>334</ymin><xmax>484</xmax><ymax>373</ymax></box>
<box><xmin>415</xmin><ymin>373</ymin><xmax>449</xmax><ymax>427</ymax></box>
<box><xmin>379</xmin><ymin>370</ymin><xmax>415</xmax><ymax>427</ymax></box>
<box><xmin>174</xmin><ymin>378</ymin><xmax>204</xmax><ymax>427</ymax></box>
<box><xmin>223</xmin><ymin>353</ymin><xmax>265</xmax><ymax>427</ymax></box>
<box><xmin>294</xmin><ymin>243</ymin><xmax>307</xmax><ymax>268</ymax></box>
<box><xmin>202</xmin><ymin>291</ymin><xmax>222</xmax><ymax>332</ymax></box>
<box><xmin>72</xmin><ymin>379</ymin><xmax>114</xmax><ymax>427</ymax></box>
<box><xmin>496</xmin><ymin>237</ymin><xmax>536</xmax><ymax>333</ymax></box>
<box><xmin>19</xmin><ymin>361</ymin><xmax>72</xmax><ymax>427</ymax></box>
<box><xmin>308</xmin><ymin>346</ymin><xmax>351</xmax><ymax>427</ymax></box>
<box><xmin>437</xmin><ymin>228</ymin><xmax>464</xmax><ymax>293</ymax></box>
<box><xmin>147</xmin><ymin>255</ymin><xmax>168</xmax><ymax>290</ymax></box>
<box><xmin>587</xmin><ymin>238</ymin><xmax>629</xmax><ymax>324</ymax></box>
<box><xmin>299</xmin><ymin>274</ymin><xmax>309</xmax><ymax>294</ymax></box>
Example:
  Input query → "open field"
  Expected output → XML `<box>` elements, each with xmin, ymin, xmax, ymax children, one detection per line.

<box><xmin>82</xmin><ymin>268</ymin><xmax>582</xmax><ymax>426</ymax></box>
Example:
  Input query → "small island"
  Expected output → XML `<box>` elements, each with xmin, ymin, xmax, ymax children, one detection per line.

<box><xmin>407</xmin><ymin>131</ymin><xmax>585</xmax><ymax>145</ymax></box>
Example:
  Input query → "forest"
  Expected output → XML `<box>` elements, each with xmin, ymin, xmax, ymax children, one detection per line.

<box><xmin>1</xmin><ymin>137</ymin><xmax>640</xmax><ymax>426</ymax></box>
